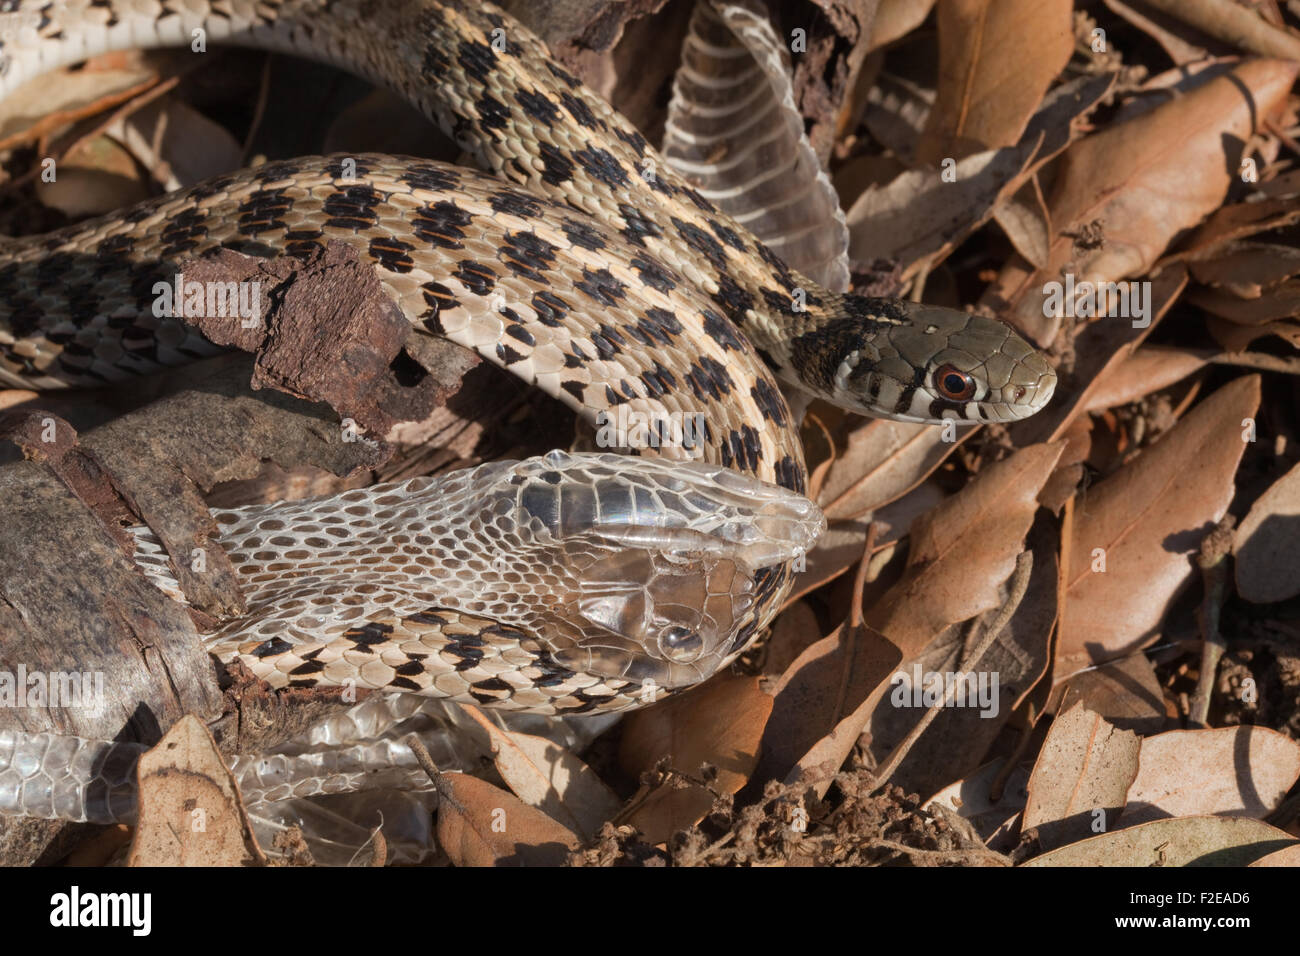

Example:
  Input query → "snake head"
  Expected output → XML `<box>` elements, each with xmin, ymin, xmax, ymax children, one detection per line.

<box><xmin>808</xmin><ymin>300</ymin><xmax>1056</xmax><ymax>424</ymax></box>
<box><xmin>509</xmin><ymin>451</ymin><xmax>824</xmax><ymax>690</ymax></box>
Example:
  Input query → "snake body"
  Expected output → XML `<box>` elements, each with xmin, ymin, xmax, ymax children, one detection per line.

<box><xmin>0</xmin><ymin>1</ymin><xmax>1056</xmax><ymax>713</ymax></box>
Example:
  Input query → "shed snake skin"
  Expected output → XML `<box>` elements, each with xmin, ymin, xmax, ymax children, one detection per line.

<box><xmin>0</xmin><ymin>0</ymin><xmax>1056</xmax><ymax>725</ymax></box>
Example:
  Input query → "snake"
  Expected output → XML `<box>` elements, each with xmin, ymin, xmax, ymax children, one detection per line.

<box><xmin>0</xmin><ymin>0</ymin><xmax>1056</xmax><ymax>723</ymax></box>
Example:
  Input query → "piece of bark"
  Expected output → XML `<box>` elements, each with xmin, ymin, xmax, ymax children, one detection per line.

<box><xmin>0</xmin><ymin>446</ymin><xmax>222</xmax><ymax>865</ymax></box>
<box><xmin>178</xmin><ymin>242</ymin><xmax>459</xmax><ymax>437</ymax></box>
<box><xmin>0</xmin><ymin>243</ymin><xmax>485</xmax><ymax>863</ymax></box>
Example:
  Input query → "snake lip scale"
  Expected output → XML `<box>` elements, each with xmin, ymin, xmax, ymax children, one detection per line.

<box><xmin>0</xmin><ymin>0</ymin><xmax>1057</xmax><ymax>716</ymax></box>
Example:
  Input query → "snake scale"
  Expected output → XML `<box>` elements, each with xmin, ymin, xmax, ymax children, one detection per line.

<box><xmin>0</xmin><ymin>0</ymin><xmax>1055</xmax><ymax>716</ymax></box>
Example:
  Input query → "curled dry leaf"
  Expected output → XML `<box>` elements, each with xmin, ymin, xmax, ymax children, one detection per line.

<box><xmin>1189</xmin><ymin>282</ymin><xmax>1300</xmax><ymax>325</ymax></box>
<box><xmin>1119</xmin><ymin>727</ymin><xmax>1300</xmax><ymax>828</ymax></box>
<box><xmin>127</xmin><ymin>715</ymin><xmax>265</xmax><ymax>867</ymax></box>
<box><xmin>1057</xmin><ymin>376</ymin><xmax>1261</xmax><ymax>679</ymax></box>
<box><xmin>458</xmin><ymin>705</ymin><xmax>621</xmax><ymax>842</ymax></box>
<box><xmin>436</xmin><ymin>773</ymin><xmax>581</xmax><ymax>867</ymax></box>
<box><xmin>1234</xmin><ymin>460</ymin><xmax>1300</xmax><ymax>603</ymax></box>
<box><xmin>1173</xmin><ymin>169</ymin><xmax>1300</xmax><ymax>262</ymax></box>
<box><xmin>774</xmin><ymin>621</ymin><xmax>903</xmax><ymax>799</ymax></box>
<box><xmin>994</xmin><ymin>59</ymin><xmax>1298</xmax><ymax>330</ymax></box>
<box><xmin>1188</xmin><ymin>241</ymin><xmax>1300</xmax><ymax>298</ymax></box>
<box><xmin>0</xmin><ymin>53</ymin><xmax>161</xmax><ymax>146</ymax></box>
<box><xmin>916</xmin><ymin>0</ymin><xmax>1073</xmax><ymax>163</ymax></box>
<box><xmin>866</xmin><ymin>441</ymin><xmax>1064</xmax><ymax>658</ymax></box>
<box><xmin>1022</xmin><ymin>816</ymin><xmax>1298</xmax><ymax>867</ymax></box>
<box><xmin>1021</xmin><ymin>703</ymin><xmax>1141</xmax><ymax>851</ymax></box>
<box><xmin>617</xmin><ymin>673</ymin><xmax>772</xmax><ymax>845</ymax></box>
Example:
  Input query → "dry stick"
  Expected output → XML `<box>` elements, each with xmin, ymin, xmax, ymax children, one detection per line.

<box><xmin>1141</xmin><ymin>0</ymin><xmax>1300</xmax><ymax>59</ymax></box>
<box><xmin>867</xmin><ymin>837</ymin><xmax>1011</xmax><ymax>866</ymax></box>
<box><xmin>60</xmin><ymin>74</ymin><xmax>183</xmax><ymax>171</ymax></box>
<box><xmin>347</xmin><ymin>821</ymin><xmax>389</xmax><ymax>868</ymax></box>
<box><xmin>870</xmin><ymin>550</ymin><xmax>1036</xmax><ymax>792</ymax></box>
<box><xmin>1264</xmin><ymin>117</ymin><xmax>1300</xmax><ymax>163</ymax></box>
<box><xmin>408</xmin><ymin>735</ymin><xmax>442</xmax><ymax>783</ymax></box>
<box><xmin>241</xmin><ymin>54</ymin><xmax>274</xmax><ymax>166</ymax></box>
<box><xmin>1187</xmin><ymin>515</ymin><xmax>1236</xmax><ymax>728</ymax></box>
<box><xmin>0</xmin><ymin>74</ymin><xmax>182</xmax><ymax>194</ymax></box>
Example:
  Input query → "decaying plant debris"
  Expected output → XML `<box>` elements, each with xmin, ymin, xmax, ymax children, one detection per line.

<box><xmin>3</xmin><ymin>0</ymin><xmax>1300</xmax><ymax>867</ymax></box>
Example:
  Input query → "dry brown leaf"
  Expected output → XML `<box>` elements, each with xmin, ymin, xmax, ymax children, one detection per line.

<box><xmin>0</xmin><ymin>54</ymin><xmax>161</xmax><ymax>145</ymax></box>
<box><xmin>1120</xmin><ymin>727</ymin><xmax>1300</xmax><ymax>827</ymax></box>
<box><xmin>866</xmin><ymin>514</ymin><xmax>1058</xmax><ymax>796</ymax></box>
<box><xmin>994</xmin><ymin>176</ymin><xmax>1052</xmax><ymax>269</ymax></box>
<box><xmin>1188</xmin><ymin>281</ymin><xmax>1300</xmax><ymax>324</ymax></box>
<box><xmin>1173</xmin><ymin>170</ymin><xmax>1300</xmax><ymax>261</ymax></box>
<box><xmin>1021</xmin><ymin>816</ymin><xmax>1298</xmax><ymax>867</ymax></box>
<box><xmin>1038</xmin><ymin>415</ymin><xmax>1093</xmax><ymax>513</ymax></box>
<box><xmin>1010</xmin><ymin>264</ymin><xmax>1188</xmax><ymax>446</ymax></box>
<box><xmin>752</xmin><ymin>616</ymin><xmax>903</xmax><ymax>792</ymax></box>
<box><xmin>1057</xmin><ymin>376</ymin><xmax>1261</xmax><ymax>678</ymax></box>
<box><xmin>779</xmin><ymin>621</ymin><xmax>904</xmax><ymax>796</ymax></box>
<box><xmin>36</xmin><ymin>135</ymin><xmax>149</xmax><ymax>217</ymax></box>
<box><xmin>436</xmin><ymin>773</ymin><xmax>581</xmax><ymax>866</ymax></box>
<box><xmin>459</xmin><ymin>705</ymin><xmax>621</xmax><ymax>841</ymax></box>
<box><xmin>994</xmin><ymin>59</ymin><xmax>1298</xmax><ymax>329</ymax></box>
<box><xmin>869</xmin><ymin>0</ymin><xmax>938</xmax><ymax>50</ymax></box>
<box><xmin>1188</xmin><ymin>241</ymin><xmax>1300</xmax><ymax>297</ymax></box>
<box><xmin>127</xmin><ymin>715</ymin><xmax>265</xmax><ymax>867</ymax></box>
<box><xmin>847</xmin><ymin>136</ymin><xmax>1039</xmax><ymax>274</ymax></box>
<box><xmin>1022</xmin><ymin>703</ymin><xmax>1141</xmax><ymax>850</ymax></box>
<box><xmin>816</xmin><ymin>418</ymin><xmax>967</xmax><ymax>521</ymax></box>
<box><xmin>618</xmin><ymin>673</ymin><xmax>772</xmax><ymax>844</ymax></box>
<box><xmin>927</xmin><ymin>759</ymin><xmax>1032</xmax><ymax>843</ymax></box>
<box><xmin>1083</xmin><ymin>346</ymin><xmax>1211</xmax><ymax>414</ymax></box>
<box><xmin>1250</xmin><ymin>845</ymin><xmax>1300</xmax><ymax>866</ymax></box>
<box><xmin>1141</xmin><ymin>0</ymin><xmax>1300</xmax><ymax>60</ymax></box>
<box><xmin>1103</xmin><ymin>0</ymin><xmax>1208</xmax><ymax>65</ymax></box>
<box><xmin>1057</xmin><ymin>652</ymin><xmax>1170</xmax><ymax>736</ymax></box>
<box><xmin>1234</xmin><ymin>459</ymin><xmax>1300</xmax><ymax>603</ymax></box>
<box><xmin>916</xmin><ymin>0</ymin><xmax>1073</xmax><ymax>163</ymax></box>
<box><xmin>111</xmin><ymin>97</ymin><xmax>243</xmax><ymax>191</ymax></box>
<box><xmin>763</xmin><ymin>600</ymin><xmax>825</xmax><ymax>677</ymax></box>
<box><xmin>1208</xmin><ymin>315</ymin><xmax>1300</xmax><ymax>351</ymax></box>
<box><xmin>866</xmin><ymin>441</ymin><xmax>1063</xmax><ymax>658</ymax></box>
<box><xmin>788</xmin><ymin>518</ymin><xmax>871</xmax><ymax>602</ymax></box>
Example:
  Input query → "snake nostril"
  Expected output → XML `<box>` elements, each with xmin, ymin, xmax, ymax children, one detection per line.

<box><xmin>1014</xmin><ymin>385</ymin><xmax>1027</xmax><ymax>401</ymax></box>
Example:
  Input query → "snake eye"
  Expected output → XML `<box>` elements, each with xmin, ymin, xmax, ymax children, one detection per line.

<box><xmin>658</xmin><ymin>625</ymin><xmax>703</xmax><ymax>663</ymax></box>
<box><xmin>933</xmin><ymin>364</ymin><xmax>977</xmax><ymax>402</ymax></box>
